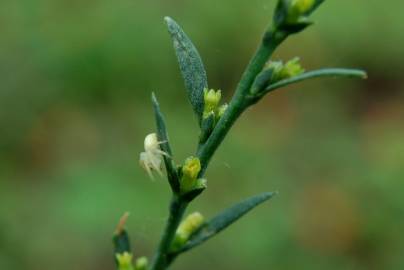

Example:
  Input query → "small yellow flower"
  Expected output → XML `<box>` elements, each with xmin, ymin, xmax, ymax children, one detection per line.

<box><xmin>179</xmin><ymin>212</ymin><xmax>204</xmax><ymax>234</ymax></box>
<box><xmin>266</xmin><ymin>58</ymin><xmax>305</xmax><ymax>83</ymax></box>
<box><xmin>116</xmin><ymin>252</ymin><xmax>134</xmax><ymax>270</ymax></box>
<box><xmin>182</xmin><ymin>157</ymin><xmax>201</xmax><ymax>182</ymax></box>
<box><xmin>291</xmin><ymin>0</ymin><xmax>315</xmax><ymax>14</ymax></box>
<box><xmin>279</xmin><ymin>57</ymin><xmax>305</xmax><ymax>80</ymax></box>
<box><xmin>172</xmin><ymin>212</ymin><xmax>205</xmax><ymax>250</ymax></box>
<box><xmin>203</xmin><ymin>88</ymin><xmax>222</xmax><ymax>118</ymax></box>
<box><xmin>287</xmin><ymin>0</ymin><xmax>316</xmax><ymax>22</ymax></box>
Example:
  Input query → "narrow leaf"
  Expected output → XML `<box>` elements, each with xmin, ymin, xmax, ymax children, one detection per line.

<box><xmin>113</xmin><ymin>212</ymin><xmax>131</xmax><ymax>267</ymax></box>
<box><xmin>165</xmin><ymin>17</ymin><xmax>208</xmax><ymax>123</ymax></box>
<box><xmin>176</xmin><ymin>192</ymin><xmax>276</xmax><ymax>254</ymax></box>
<box><xmin>113</xmin><ymin>230</ymin><xmax>131</xmax><ymax>255</ymax></box>
<box><xmin>262</xmin><ymin>68</ymin><xmax>367</xmax><ymax>95</ymax></box>
<box><xmin>151</xmin><ymin>93</ymin><xmax>180</xmax><ymax>192</ymax></box>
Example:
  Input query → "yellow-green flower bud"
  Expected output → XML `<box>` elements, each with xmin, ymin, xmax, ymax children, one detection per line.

<box><xmin>179</xmin><ymin>157</ymin><xmax>207</xmax><ymax>199</ymax></box>
<box><xmin>134</xmin><ymin>256</ymin><xmax>148</xmax><ymax>270</ymax></box>
<box><xmin>203</xmin><ymin>88</ymin><xmax>222</xmax><ymax>118</ymax></box>
<box><xmin>116</xmin><ymin>252</ymin><xmax>134</xmax><ymax>270</ymax></box>
<box><xmin>180</xmin><ymin>157</ymin><xmax>202</xmax><ymax>192</ymax></box>
<box><xmin>171</xmin><ymin>212</ymin><xmax>205</xmax><ymax>251</ymax></box>
<box><xmin>266</xmin><ymin>58</ymin><xmax>304</xmax><ymax>83</ymax></box>
<box><xmin>291</xmin><ymin>0</ymin><xmax>315</xmax><ymax>14</ymax></box>
<box><xmin>178</xmin><ymin>212</ymin><xmax>204</xmax><ymax>239</ymax></box>
<box><xmin>182</xmin><ymin>156</ymin><xmax>201</xmax><ymax>180</ymax></box>
<box><xmin>288</xmin><ymin>0</ymin><xmax>315</xmax><ymax>22</ymax></box>
<box><xmin>278</xmin><ymin>57</ymin><xmax>305</xmax><ymax>80</ymax></box>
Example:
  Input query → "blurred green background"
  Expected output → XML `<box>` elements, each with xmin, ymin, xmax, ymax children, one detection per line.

<box><xmin>1</xmin><ymin>0</ymin><xmax>404</xmax><ymax>269</ymax></box>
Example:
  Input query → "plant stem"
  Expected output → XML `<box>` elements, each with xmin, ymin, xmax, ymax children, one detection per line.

<box><xmin>197</xmin><ymin>29</ymin><xmax>287</xmax><ymax>175</ymax></box>
<box><xmin>150</xmin><ymin>196</ymin><xmax>188</xmax><ymax>270</ymax></box>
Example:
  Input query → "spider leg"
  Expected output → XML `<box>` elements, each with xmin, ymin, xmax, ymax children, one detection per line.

<box><xmin>146</xmin><ymin>164</ymin><xmax>155</xmax><ymax>180</ymax></box>
<box><xmin>143</xmin><ymin>160</ymin><xmax>155</xmax><ymax>180</ymax></box>
<box><xmin>155</xmin><ymin>149</ymin><xmax>170</xmax><ymax>157</ymax></box>
<box><xmin>149</xmin><ymin>153</ymin><xmax>163</xmax><ymax>177</ymax></box>
<box><xmin>140</xmin><ymin>152</ymin><xmax>155</xmax><ymax>180</ymax></box>
<box><xmin>156</xmin><ymin>141</ymin><xmax>171</xmax><ymax>157</ymax></box>
<box><xmin>156</xmin><ymin>165</ymin><xmax>164</xmax><ymax>177</ymax></box>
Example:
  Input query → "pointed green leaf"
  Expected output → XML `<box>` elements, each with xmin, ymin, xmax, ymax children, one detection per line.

<box><xmin>113</xmin><ymin>213</ymin><xmax>132</xmax><ymax>267</ymax></box>
<box><xmin>151</xmin><ymin>93</ymin><xmax>180</xmax><ymax>192</ymax></box>
<box><xmin>261</xmin><ymin>68</ymin><xmax>367</xmax><ymax>96</ymax></box>
<box><xmin>175</xmin><ymin>192</ymin><xmax>276</xmax><ymax>254</ymax></box>
<box><xmin>165</xmin><ymin>17</ymin><xmax>208</xmax><ymax>124</ymax></box>
<box><xmin>113</xmin><ymin>229</ymin><xmax>131</xmax><ymax>255</ymax></box>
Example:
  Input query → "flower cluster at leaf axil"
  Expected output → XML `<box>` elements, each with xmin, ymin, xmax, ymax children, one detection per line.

<box><xmin>113</xmin><ymin>1</ymin><xmax>366</xmax><ymax>270</ymax></box>
<box><xmin>203</xmin><ymin>89</ymin><xmax>227</xmax><ymax>120</ymax></box>
<box><xmin>199</xmin><ymin>89</ymin><xmax>228</xmax><ymax>144</ymax></box>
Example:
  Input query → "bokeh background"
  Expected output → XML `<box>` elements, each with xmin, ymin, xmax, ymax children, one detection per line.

<box><xmin>1</xmin><ymin>0</ymin><xmax>404</xmax><ymax>269</ymax></box>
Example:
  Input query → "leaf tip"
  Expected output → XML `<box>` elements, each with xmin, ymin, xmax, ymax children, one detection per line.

<box><xmin>263</xmin><ymin>191</ymin><xmax>278</xmax><ymax>200</ymax></box>
<box><xmin>164</xmin><ymin>16</ymin><xmax>178</xmax><ymax>33</ymax></box>
<box><xmin>114</xmin><ymin>211</ymin><xmax>130</xmax><ymax>235</ymax></box>
<box><xmin>151</xmin><ymin>92</ymin><xmax>160</xmax><ymax>108</ymax></box>
<box><xmin>164</xmin><ymin>16</ymin><xmax>173</xmax><ymax>24</ymax></box>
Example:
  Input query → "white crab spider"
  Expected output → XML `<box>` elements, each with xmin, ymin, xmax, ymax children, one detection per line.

<box><xmin>139</xmin><ymin>133</ymin><xmax>169</xmax><ymax>179</ymax></box>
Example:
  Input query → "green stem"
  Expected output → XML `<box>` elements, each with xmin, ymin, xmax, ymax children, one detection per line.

<box><xmin>261</xmin><ymin>68</ymin><xmax>367</xmax><ymax>95</ymax></box>
<box><xmin>197</xmin><ymin>29</ymin><xmax>287</xmax><ymax>175</ymax></box>
<box><xmin>150</xmin><ymin>196</ymin><xmax>188</xmax><ymax>270</ymax></box>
